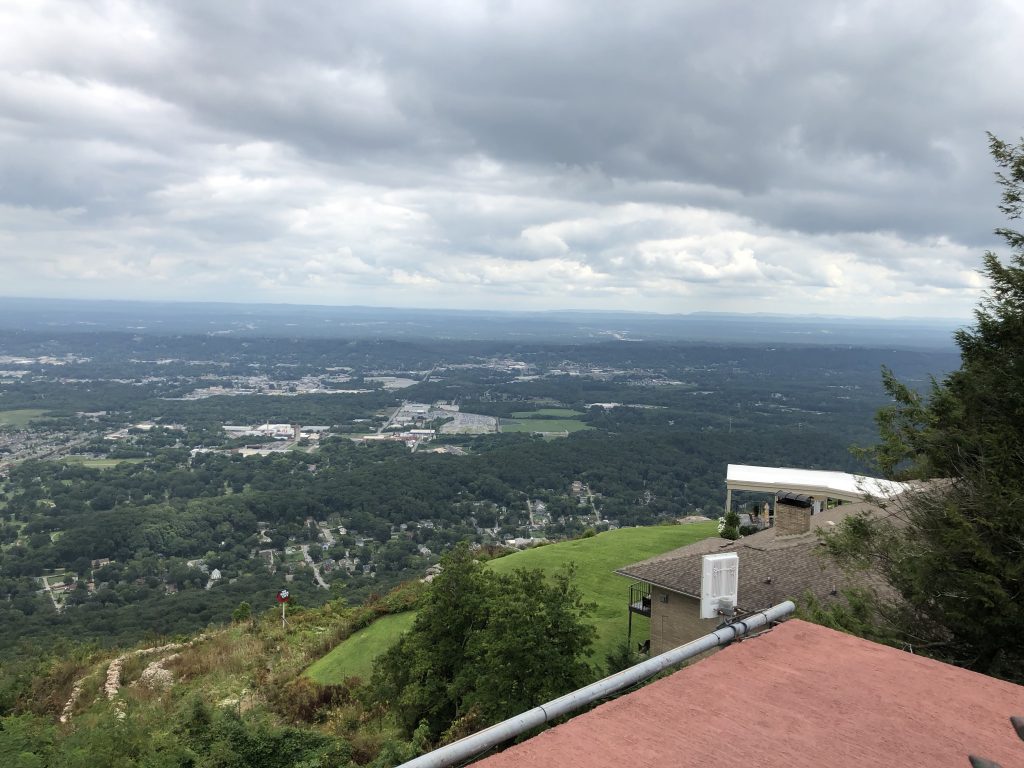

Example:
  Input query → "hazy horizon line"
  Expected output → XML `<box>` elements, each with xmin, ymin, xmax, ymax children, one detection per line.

<box><xmin>0</xmin><ymin>294</ymin><xmax>969</xmax><ymax>325</ymax></box>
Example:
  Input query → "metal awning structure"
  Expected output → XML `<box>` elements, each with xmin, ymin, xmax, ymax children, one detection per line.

<box><xmin>726</xmin><ymin>463</ymin><xmax>911</xmax><ymax>505</ymax></box>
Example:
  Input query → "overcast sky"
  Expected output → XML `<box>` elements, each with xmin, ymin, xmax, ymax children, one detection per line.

<box><xmin>1</xmin><ymin>1</ymin><xmax>1022</xmax><ymax>318</ymax></box>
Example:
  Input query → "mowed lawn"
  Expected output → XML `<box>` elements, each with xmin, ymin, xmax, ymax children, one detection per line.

<box><xmin>306</xmin><ymin>611</ymin><xmax>417</xmax><ymax>683</ymax></box>
<box><xmin>62</xmin><ymin>455</ymin><xmax>146</xmax><ymax>469</ymax></box>
<box><xmin>501</xmin><ymin>418</ymin><xmax>590</xmax><ymax>433</ymax></box>
<box><xmin>0</xmin><ymin>409</ymin><xmax>50</xmax><ymax>427</ymax></box>
<box><xmin>487</xmin><ymin>523</ymin><xmax>718</xmax><ymax>662</ymax></box>
<box><xmin>509</xmin><ymin>408</ymin><xmax>584</xmax><ymax>418</ymax></box>
<box><xmin>502</xmin><ymin>407</ymin><xmax>591</xmax><ymax>434</ymax></box>
<box><xmin>306</xmin><ymin>522</ymin><xmax>717</xmax><ymax>683</ymax></box>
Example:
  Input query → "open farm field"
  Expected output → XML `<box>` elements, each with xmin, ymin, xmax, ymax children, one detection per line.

<box><xmin>0</xmin><ymin>408</ymin><xmax>49</xmax><ymax>427</ymax></box>
<box><xmin>306</xmin><ymin>522</ymin><xmax>717</xmax><ymax>683</ymax></box>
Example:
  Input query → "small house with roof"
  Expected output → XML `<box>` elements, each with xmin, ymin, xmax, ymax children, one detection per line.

<box><xmin>617</xmin><ymin>464</ymin><xmax>909</xmax><ymax>654</ymax></box>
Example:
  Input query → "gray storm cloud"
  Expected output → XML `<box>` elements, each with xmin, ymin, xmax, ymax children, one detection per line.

<box><xmin>0</xmin><ymin>0</ymin><xmax>1021</xmax><ymax>316</ymax></box>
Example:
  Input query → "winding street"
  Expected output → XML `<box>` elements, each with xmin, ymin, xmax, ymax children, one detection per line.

<box><xmin>300</xmin><ymin>544</ymin><xmax>329</xmax><ymax>589</ymax></box>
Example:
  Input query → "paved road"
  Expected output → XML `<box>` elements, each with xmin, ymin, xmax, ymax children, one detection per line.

<box><xmin>39</xmin><ymin>577</ymin><xmax>64</xmax><ymax>613</ymax></box>
<box><xmin>377</xmin><ymin>402</ymin><xmax>404</xmax><ymax>434</ymax></box>
<box><xmin>301</xmin><ymin>544</ymin><xmax>330</xmax><ymax>589</ymax></box>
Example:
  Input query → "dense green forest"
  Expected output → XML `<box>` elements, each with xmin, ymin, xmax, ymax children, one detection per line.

<box><xmin>0</xmin><ymin>321</ymin><xmax>986</xmax><ymax>768</ymax></box>
<box><xmin>0</xmin><ymin>326</ymin><xmax>958</xmax><ymax>656</ymax></box>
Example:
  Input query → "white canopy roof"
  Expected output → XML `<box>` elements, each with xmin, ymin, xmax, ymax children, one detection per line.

<box><xmin>726</xmin><ymin>464</ymin><xmax>911</xmax><ymax>502</ymax></box>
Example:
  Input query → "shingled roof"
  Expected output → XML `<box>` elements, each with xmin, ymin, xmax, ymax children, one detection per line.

<box><xmin>616</xmin><ymin>502</ymin><xmax>884</xmax><ymax>613</ymax></box>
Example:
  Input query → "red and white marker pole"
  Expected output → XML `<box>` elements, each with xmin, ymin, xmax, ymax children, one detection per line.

<box><xmin>276</xmin><ymin>588</ymin><xmax>290</xmax><ymax>628</ymax></box>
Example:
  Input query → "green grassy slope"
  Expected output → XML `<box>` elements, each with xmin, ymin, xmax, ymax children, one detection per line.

<box><xmin>307</xmin><ymin>522</ymin><xmax>717</xmax><ymax>682</ymax></box>
<box><xmin>306</xmin><ymin>611</ymin><xmax>416</xmax><ymax>683</ymax></box>
<box><xmin>487</xmin><ymin>523</ymin><xmax>717</xmax><ymax>662</ymax></box>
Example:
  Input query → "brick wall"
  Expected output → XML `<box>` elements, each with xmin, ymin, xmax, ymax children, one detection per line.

<box><xmin>774</xmin><ymin>503</ymin><xmax>811</xmax><ymax>536</ymax></box>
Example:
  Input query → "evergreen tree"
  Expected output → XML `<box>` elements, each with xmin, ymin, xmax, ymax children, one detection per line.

<box><xmin>824</xmin><ymin>134</ymin><xmax>1024</xmax><ymax>682</ymax></box>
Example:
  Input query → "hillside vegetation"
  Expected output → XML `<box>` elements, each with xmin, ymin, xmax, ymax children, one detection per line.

<box><xmin>306</xmin><ymin>522</ymin><xmax>717</xmax><ymax>684</ymax></box>
<box><xmin>0</xmin><ymin>523</ymin><xmax>716</xmax><ymax>766</ymax></box>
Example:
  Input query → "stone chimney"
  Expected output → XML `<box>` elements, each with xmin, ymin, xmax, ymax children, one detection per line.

<box><xmin>774</xmin><ymin>495</ymin><xmax>812</xmax><ymax>536</ymax></box>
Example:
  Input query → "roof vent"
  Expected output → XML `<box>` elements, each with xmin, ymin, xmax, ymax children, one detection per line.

<box><xmin>701</xmin><ymin>552</ymin><xmax>739</xmax><ymax>619</ymax></box>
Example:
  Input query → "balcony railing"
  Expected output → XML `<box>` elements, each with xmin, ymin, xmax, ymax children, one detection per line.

<box><xmin>628</xmin><ymin>581</ymin><xmax>652</xmax><ymax>617</ymax></box>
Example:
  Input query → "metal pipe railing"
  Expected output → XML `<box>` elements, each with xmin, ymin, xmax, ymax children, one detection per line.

<box><xmin>396</xmin><ymin>600</ymin><xmax>797</xmax><ymax>768</ymax></box>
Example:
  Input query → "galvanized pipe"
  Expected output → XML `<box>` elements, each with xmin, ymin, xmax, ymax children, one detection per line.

<box><xmin>396</xmin><ymin>600</ymin><xmax>796</xmax><ymax>768</ymax></box>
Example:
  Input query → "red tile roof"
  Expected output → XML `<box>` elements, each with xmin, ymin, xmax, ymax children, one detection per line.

<box><xmin>473</xmin><ymin>620</ymin><xmax>1024</xmax><ymax>768</ymax></box>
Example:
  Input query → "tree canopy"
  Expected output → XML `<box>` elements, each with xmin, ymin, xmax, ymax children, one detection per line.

<box><xmin>368</xmin><ymin>544</ymin><xmax>595</xmax><ymax>744</ymax></box>
<box><xmin>825</xmin><ymin>134</ymin><xmax>1024</xmax><ymax>682</ymax></box>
